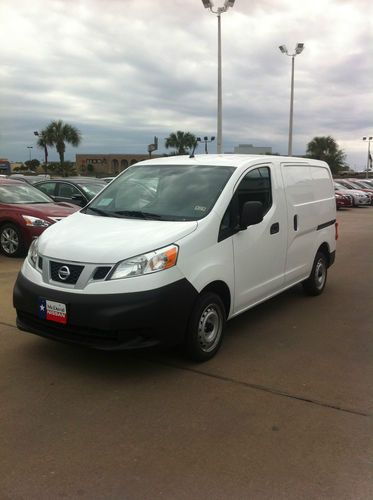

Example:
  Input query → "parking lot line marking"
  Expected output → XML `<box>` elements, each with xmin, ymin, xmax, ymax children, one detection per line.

<box><xmin>151</xmin><ymin>360</ymin><xmax>372</xmax><ymax>418</ymax></box>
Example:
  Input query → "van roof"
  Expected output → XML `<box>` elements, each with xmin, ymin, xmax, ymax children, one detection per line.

<box><xmin>138</xmin><ymin>154</ymin><xmax>326</xmax><ymax>169</ymax></box>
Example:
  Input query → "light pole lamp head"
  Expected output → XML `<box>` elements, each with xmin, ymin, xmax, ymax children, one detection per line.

<box><xmin>201</xmin><ymin>0</ymin><xmax>213</xmax><ymax>8</ymax></box>
<box><xmin>295</xmin><ymin>43</ymin><xmax>304</xmax><ymax>54</ymax></box>
<box><xmin>279</xmin><ymin>45</ymin><xmax>288</xmax><ymax>54</ymax></box>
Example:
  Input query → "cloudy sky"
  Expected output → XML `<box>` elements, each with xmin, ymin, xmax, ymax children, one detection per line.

<box><xmin>1</xmin><ymin>0</ymin><xmax>372</xmax><ymax>169</ymax></box>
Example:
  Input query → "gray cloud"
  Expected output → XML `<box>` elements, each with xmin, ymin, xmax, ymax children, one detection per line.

<box><xmin>0</xmin><ymin>0</ymin><xmax>372</xmax><ymax>168</ymax></box>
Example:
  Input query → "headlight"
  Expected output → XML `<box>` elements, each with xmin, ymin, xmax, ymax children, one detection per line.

<box><xmin>28</xmin><ymin>238</ymin><xmax>39</xmax><ymax>268</ymax></box>
<box><xmin>22</xmin><ymin>215</ymin><xmax>50</xmax><ymax>227</ymax></box>
<box><xmin>109</xmin><ymin>244</ymin><xmax>179</xmax><ymax>280</ymax></box>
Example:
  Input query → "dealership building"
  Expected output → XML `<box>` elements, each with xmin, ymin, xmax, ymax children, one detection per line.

<box><xmin>75</xmin><ymin>153</ymin><xmax>161</xmax><ymax>176</ymax></box>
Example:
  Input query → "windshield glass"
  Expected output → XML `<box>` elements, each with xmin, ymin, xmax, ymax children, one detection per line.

<box><xmin>78</xmin><ymin>182</ymin><xmax>106</xmax><ymax>199</ymax></box>
<box><xmin>0</xmin><ymin>183</ymin><xmax>53</xmax><ymax>204</ymax></box>
<box><xmin>86</xmin><ymin>164</ymin><xmax>235</xmax><ymax>221</ymax></box>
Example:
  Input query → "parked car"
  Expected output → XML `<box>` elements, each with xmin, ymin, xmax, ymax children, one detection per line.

<box><xmin>335</xmin><ymin>190</ymin><xmax>353</xmax><ymax>209</ymax></box>
<box><xmin>14</xmin><ymin>155</ymin><xmax>337</xmax><ymax>361</ymax></box>
<box><xmin>101</xmin><ymin>177</ymin><xmax>116</xmax><ymax>184</ymax></box>
<box><xmin>34</xmin><ymin>178</ymin><xmax>107</xmax><ymax>207</ymax></box>
<box><xmin>343</xmin><ymin>179</ymin><xmax>373</xmax><ymax>203</ymax></box>
<box><xmin>0</xmin><ymin>179</ymin><xmax>78</xmax><ymax>257</ymax></box>
<box><xmin>335</xmin><ymin>179</ymin><xmax>373</xmax><ymax>205</ymax></box>
<box><xmin>333</xmin><ymin>182</ymin><xmax>370</xmax><ymax>206</ymax></box>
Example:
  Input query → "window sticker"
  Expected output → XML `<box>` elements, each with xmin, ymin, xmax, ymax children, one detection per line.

<box><xmin>194</xmin><ymin>205</ymin><xmax>207</xmax><ymax>212</ymax></box>
<box><xmin>97</xmin><ymin>198</ymin><xmax>112</xmax><ymax>207</ymax></box>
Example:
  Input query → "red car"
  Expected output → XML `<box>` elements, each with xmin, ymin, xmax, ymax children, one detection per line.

<box><xmin>0</xmin><ymin>179</ymin><xmax>78</xmax><ymax>257</ymax></box>
<box><xmin>335</xmin><ymin>190</ymin><xmax>353</xmax><ymax>209</ymax></box>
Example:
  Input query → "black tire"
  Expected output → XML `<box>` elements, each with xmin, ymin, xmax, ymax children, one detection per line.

<box><xmin>185</xmin><ymin>292</ymin><xmax>226</xmax><ymax>362</ymax></box>
<box><xmin>302</xmin><ymin>251</ymin><xmax>328</xmax><ymax>296</ymax></box>
<box><xmin>0</xmin><ymin>223</ymin><xmax>26</xmax><ymax>257</ymax></box>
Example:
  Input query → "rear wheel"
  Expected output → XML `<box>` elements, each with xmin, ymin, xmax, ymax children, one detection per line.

<box><xmin>0</xmin><ymin>223</ymin><xmax>26</xmax><ymax>257</ymax></box>
<box><xmin>302</xmin><ymin>251</ymin><xmax>328</xmax><ymax>296</ymax></box>
<box><xmin>185</xmin><ymin>292</ymin><xmax>226</xmax><ymax>362</ymax></box>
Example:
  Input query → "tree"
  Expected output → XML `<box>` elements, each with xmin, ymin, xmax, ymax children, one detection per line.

<box><xmin>47</xmin><ymin>161</ymin><xmax>77</xmax><ymax>177</ymax></box>
<box><xmin>35</xmin><ymin>130</ymin><xmax>50</xmax><ymax>173</ymax></box>
<box><xmin>44</xmin><ymin>120</ymin><xmax>82</xmax><ymax>176</ymax></box>
<box><xmin>306</xmin><ymin>136</ymin><xmax>347</xmax><ymax>174</ymax></box>
<box><xmin>165</xmin><ymin>131</ymin><xmax>196</xmax><ymax>155</ymax></box>
<box><xmin>24</xmin><ymin>159</ymin><xmax>40</xmax><ymax>171</ymax></box>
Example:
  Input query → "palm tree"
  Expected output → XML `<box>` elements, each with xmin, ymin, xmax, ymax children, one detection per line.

<box><xmin>34</xmin><ymin>130</ymin><xmax>50</xmax><ymax>173</ymax></box>
<box><xmin>44</xmin><ymin>120</ymin><xmax>82</xmax><ymax>175</ymax></box>
<box><xmin>165</xmin><ymin>131</ymin><xmax>196</xmax><ymax>155</ymax></box>
<box><xmin>306</xmin><ymin>136</ymin><xmax>347</xmax><ymax>174</ymax></box>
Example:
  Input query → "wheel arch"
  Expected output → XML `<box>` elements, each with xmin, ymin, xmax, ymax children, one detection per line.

<box><xmin>317</xmin><ymin>242</ymin><xmax>331</xmax><ymax>267</ymax></box>
<box><xmin>200</xmin><ymin>280</ymin><xmax>231</xmax><ymax>318</ymax></box>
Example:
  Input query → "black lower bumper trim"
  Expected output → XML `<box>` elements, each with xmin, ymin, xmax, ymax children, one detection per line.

<box><xmin>13</xmin><ymin>273</ymin><xmax>198</xmax><ymax>350</ymax></box>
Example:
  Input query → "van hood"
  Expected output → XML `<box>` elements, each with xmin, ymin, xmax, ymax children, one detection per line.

<box><xmin>38</xmin><ymin>211</ymin><xmax>198</xmax><ymax>263</ymax></box>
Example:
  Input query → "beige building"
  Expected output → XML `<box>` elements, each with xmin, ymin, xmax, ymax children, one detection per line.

<box><xmin>76</xmin><ymin>153</ymin><xmax>161</xmax><ymax>176</ymax></box>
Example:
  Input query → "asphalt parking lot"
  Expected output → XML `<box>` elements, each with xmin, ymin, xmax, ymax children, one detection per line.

<box><xmin>1</xmin><ymin>208</ymin><xmax>373</xmax><ymax>499</ymax></box>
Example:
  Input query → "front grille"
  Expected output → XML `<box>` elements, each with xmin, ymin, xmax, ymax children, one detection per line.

<box><xmin>17</xmin><ymin>311</ymin><xmax>154</xmax><ymax>349</ymax></box>
<box><xmin>93</xmin><ymin>266</ymin><xmax>111</xmax><ymax>280</ymax></box>
<box><xmin>50</xmin><ymin>261</ymin><xmax>84</xmax><ymax>284</ymax></box>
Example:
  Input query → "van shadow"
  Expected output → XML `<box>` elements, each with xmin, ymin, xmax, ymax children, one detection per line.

<box><xmin>23</xmin><ymin>283</ymin><xmax>307</xmax><ymax>379</ymax></box>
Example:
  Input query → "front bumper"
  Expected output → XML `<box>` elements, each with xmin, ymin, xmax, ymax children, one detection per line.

<box><xmin>13</xmin><ymin>273</ymin><xmax>198</xmax><ymax>350</ymax></box>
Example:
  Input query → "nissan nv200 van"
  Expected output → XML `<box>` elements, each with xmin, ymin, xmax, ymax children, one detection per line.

<box><xmin>13</xmin><ymin>155</ymin><xmax>337</xmax><ymax>361</ymax></box>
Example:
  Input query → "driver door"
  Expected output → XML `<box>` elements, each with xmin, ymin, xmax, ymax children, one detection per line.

<box><xmin>232</xmin><ymin>165</ymin><xmax>287</xmax><ymax>314</ymax></box>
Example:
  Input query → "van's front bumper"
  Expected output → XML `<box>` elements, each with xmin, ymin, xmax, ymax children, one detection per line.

<box><xmin>13</xmin><ymin>273</ymin><xmax>198</xmax><ymax>350</ymax></box>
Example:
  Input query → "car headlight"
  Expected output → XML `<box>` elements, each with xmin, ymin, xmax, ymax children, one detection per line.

<box><xmin>109</xmin><ymin>244</ymin><xmax>179</xmax><ymax>280</ymax></box>
<box><xmin>22</xmin><ymin>215</ymin><xmax>50</xmax><ymax>227</ymax></box>
<box><xmin>28</xmin><ymin>238</ymin><xmax>39</xmax><ymax>268</ymax></box>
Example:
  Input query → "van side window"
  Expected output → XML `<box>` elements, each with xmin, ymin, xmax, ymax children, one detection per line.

<box><xmin>218</xmin><ymin>167</ymin><xmax>272</xmax><ymax>242</ymax></box>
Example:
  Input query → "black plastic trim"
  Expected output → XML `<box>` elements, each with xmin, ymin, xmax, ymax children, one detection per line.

<box><xmin>13</xmin><ymin>273</ymin><xmax>198</xmax><ymax>350</ymax></box>
<box><xmin>317</xmin><ymin>219</ymin><xmax>336</xmax><ymax>231</ymax></box>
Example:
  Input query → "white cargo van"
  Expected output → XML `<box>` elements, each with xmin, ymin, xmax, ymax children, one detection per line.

<box><xmin>14</xmin><ymin>155</ymin><xmax>337</xmax><ymax>361</ymax></box>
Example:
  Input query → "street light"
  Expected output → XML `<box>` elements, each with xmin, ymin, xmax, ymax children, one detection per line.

<box><xmin>27</xmin><ymin>146</ymin><xmax>33</xmax><ymax>162</ymax></box>
<box><xmin>197</xmin><ymin>136</ymin><xmax>216</xmax><ymax>154</ymax></box>
<box><xmin>362</xmin><ymin>136</ymin><xmax>373</xmax><ymax>178</ymax></box>
<box><xmin>202</xmin><ymin>0</ymin><xmax>235</xmax><ymax>154</ymax></box>
<box><xmin>279</xmin><ymin>42</ymin><xmax>305</xmax><ymax>156</ymax></box>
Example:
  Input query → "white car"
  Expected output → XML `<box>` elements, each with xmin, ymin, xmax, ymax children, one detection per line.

<box><xmin>333</xmin><ymin>182</ymin><xmax>371</xmax><ymax>206</ymax></box>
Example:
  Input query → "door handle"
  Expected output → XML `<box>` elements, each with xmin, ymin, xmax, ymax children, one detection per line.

<box><xmin>294</xmin><ymin>215</ymin><xmax>298</xmax><ymax>231</ymax></box>
<box><xmin>270</xmin><ymin>222</ymin><xmax>280</xmax><ymax>234</ymax></box>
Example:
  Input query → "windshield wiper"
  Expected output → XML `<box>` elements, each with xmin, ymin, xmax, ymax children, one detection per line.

<box><xmin>114</xmin><ymin>210</ymin><xmax>161</xmax><ymax>220</ymax></box>
<box><xmin>84</xmin><ymin>206</ymin><xmax>121</xmax><ymax>218</ymax></box>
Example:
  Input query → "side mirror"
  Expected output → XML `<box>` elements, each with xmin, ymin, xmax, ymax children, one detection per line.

<box><xmin>240</xmin><ymin>201</ymin><xmax>264</xmax><ymax>229</ymax></box>
<box><xmin>71</xmin><ymin>194</ymin><xmax>86</xmax><ymax>206</ymax></box>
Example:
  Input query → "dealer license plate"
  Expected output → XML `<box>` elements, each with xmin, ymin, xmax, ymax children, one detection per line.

<box><xmin>38</xmin><ymin>298</ymin><xmax>67</xmax><ymax>325</ymax></box>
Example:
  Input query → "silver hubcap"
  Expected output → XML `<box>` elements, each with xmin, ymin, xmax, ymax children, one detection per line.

<box><xmin>1</xmin><ymin>228</ymin><xmax>19</xmax><ymax>255</ymax></box>
<box><xmin>315</xmin><ymin>259</ymin><xmax>326</xmax><ymax>289</ymax></box>
<box><xmin>197</xmin><ymin>304</ymin><xmax>223</xmax><ymax>353</ymax></box>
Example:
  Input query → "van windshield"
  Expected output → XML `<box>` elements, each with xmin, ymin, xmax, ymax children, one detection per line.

<box><xmin>85</xmin><ymin>164</ymin><xmax>235</xmax><ymax>221</ymax></box>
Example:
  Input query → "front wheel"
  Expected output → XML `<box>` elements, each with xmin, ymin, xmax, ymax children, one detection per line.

<box><xmin>0</xmin><ymin>223</ymin><xmax>26</xmax><ymax>257</ymax></box>
<box><xmin>302</xmin><ymin>251</ymin><xmax>328</xmax><ymax>296</ymax></box>
<box><xmin>185</xmin><ymin>292</ymin><xmax>226</xmax><ymax>362</ymax></box>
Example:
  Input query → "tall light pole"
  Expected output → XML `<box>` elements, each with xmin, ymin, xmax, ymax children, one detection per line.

<box><xmin>362</xmin><ymin>136</ymin><xmax>372</xmax><ymax>179</ymax></box>
<box><xmin>27</xmin><ymin>146</ymin><xmax>33</xmax><ymax>162</ymax></box>
<box><xmin>279</xmin><ymin>43</ymin><xmax>304</xmax><ymax>156</ymax></box>
<box><xmin>202</xmin><ymin>0</ymin><xmax>235</xmax><ymax>154</ymax></box>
